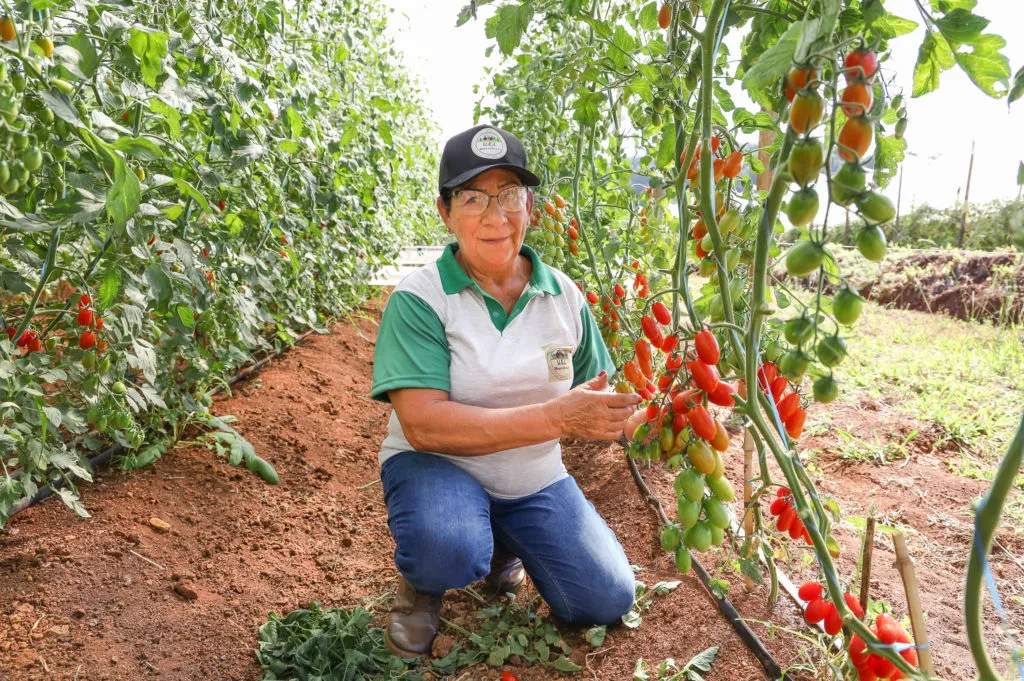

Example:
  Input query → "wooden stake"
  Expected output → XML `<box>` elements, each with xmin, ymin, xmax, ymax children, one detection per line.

<box><xmin>892</xmin><ymin>533</ymin><xmax>935</xmax><ymax>676</ymax></box>
<box><xmin>743</xmin><ymin>429</ymin><xmax>756</xmax><ymax>591</ymax></box>
<box><xmin>858</xmin><ymin>514</ymin><xmax>876</xmax><ymax>618</ymax></box>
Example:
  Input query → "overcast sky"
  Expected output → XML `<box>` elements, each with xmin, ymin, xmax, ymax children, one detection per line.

<box><xmin>385</xmin><ymin>1</ymin><xmax>1024</xmax><ymax>212</ymax></box>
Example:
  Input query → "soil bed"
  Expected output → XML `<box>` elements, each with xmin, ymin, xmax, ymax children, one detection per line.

<box><xmin>0</xmin><ymin>292</ymin><xmax>1019</xmax><ymax>681</ymax></box>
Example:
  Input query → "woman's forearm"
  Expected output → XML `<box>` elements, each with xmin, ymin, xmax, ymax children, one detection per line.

<box><xmin>402</xmin><ymin>397</ymin><xmax>562</xmax><ymax>456</ymax></box>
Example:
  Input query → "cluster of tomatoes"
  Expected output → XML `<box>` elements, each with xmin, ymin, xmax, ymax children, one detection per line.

<box><xmin>526</xmin><ymin>193</ymin><xmax>581</xmax><ymax>268</ymax></box>
<box><xmin>745</xmin><ymin>361</ymin><xmax>807</xmax><ymax>438</ymax></box>
<box><xmin>850</xmin><ymin>613</ymin><xmax>918</xmax><ymax>680</ymax></box>
<box><xmin>6</xmin><ymin>325</ymin><xmax>41</xmax><ymax>353</ymax></box>
<box><xmin>798</xmin><ymin>579</ymin><xmax>864</xmax><ymax>635</ymax></box>
<box><xmin>768</xmin><ymin>486</ymin><xmax>813</xmax><ymax>545</ymax></box>
<box><xmin>75</xmin><ymin>294</ymin><xmax>106</xmax><ymax>351</ymax></box>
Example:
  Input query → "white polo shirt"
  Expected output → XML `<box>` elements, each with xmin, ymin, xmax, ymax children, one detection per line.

<box><xmin>371</xmin><ymin>242</ymin><xmax>614</xmax><ymax>499</ymax></box>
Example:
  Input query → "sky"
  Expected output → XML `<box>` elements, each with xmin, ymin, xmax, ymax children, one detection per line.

<box><xmin>385</xmin><ymin>1</ymin><xmax>1024</xmax><ymax>212</ymax></box>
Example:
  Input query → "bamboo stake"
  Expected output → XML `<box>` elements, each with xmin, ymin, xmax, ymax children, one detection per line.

<box><xmin>858</xmin><ymin>514</ymin><xmax>876</xmax><ymax>618</ymax></box>
<box><xmin>743</xmin><ymin>428</ymin><xmax>755</xmax><ymax>591</ymax></box>
<box><xmin>892</xmin><ymin>532</ymin><xmax>935</xmax><ymax>676</ymax></box>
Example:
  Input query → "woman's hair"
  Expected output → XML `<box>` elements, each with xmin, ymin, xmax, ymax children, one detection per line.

<box><xmin>440</xmin><ymin>188</ymin><xmax>453</xmax><ymax>209</ymax></box>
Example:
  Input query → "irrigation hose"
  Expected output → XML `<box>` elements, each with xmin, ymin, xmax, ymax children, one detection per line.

<box><xmin>5</xmin><ymin>329</ymin><xmax>318</xmax><ymax>521</ymax></box>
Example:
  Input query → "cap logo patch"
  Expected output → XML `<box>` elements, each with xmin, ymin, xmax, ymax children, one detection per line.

<box><xmin>471</xmin><ymin>128</ymin><xmax>507</xmax><ymax>159</ymax></box>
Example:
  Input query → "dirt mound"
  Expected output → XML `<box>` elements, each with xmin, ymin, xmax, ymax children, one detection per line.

<box><xmin>777</xmin><ymin>250</ymin><xmax>1024</xmax><ymax>324</ymax></box>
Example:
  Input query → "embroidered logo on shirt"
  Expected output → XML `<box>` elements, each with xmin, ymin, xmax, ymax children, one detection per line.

<box><xmin>543</xmin><ymin>344</ymin><xmax>574</xmax><ymax>382</ymax></box>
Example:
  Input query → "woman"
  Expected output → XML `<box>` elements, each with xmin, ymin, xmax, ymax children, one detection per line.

<box><xmin>371</xmin><ymin>124</ymin><xmax>641</xmax><ymax>658</ymax></box>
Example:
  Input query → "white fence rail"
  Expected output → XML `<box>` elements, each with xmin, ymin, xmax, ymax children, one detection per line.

<box><xmin>369</xmin><ymin>245</ymin><xmax>446</xmax><ymax>286</ymax></box>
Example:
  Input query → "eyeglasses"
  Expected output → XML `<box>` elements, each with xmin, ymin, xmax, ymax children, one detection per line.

<box><xmin>451</xmin><ymin>185</ymin><xmax>528</xmax><ymax>216</ymax></box>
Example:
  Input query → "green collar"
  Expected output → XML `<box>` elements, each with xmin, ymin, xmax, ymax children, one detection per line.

<box><xmin>437</xmin><ymin>241</ymin><xmax>561</xmax><ymax>297</ymax></box>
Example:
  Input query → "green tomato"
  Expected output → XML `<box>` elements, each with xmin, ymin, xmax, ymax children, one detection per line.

<box><xmin>661</xmin><ymin>524</ymin><xmax>683</xmax><ymax>551</ymax></box>
<box><xmin>786</xmin><ymin>186</ymin><xmax>819</xmax><ymax>227</ymax></box>
<box><xmin>787</xmin><ymin>138</ymin><xmax>823</xmax><ymax>187</ymax></box>
<box><xmin>816</xmin><ymin>335</ymin><xmax>847</xmax><ymax>367</ymax></box>
<box><xmin>830</xmin><ymin>162</ymin><xmax>866</xmax><ymax>207</ymax></box>
<box><xmin>677</xmin><ymin>497</ymin><xmax>701</xmax><ymax>529</ymax></box>
<box><xmin>674</xmin><ymin>546</ymin><xmax>692</xmax><ymax>574</ymax></box>
<box><xmin>111</xmin><ymin>381</ymin><xmax>127</xmax><ymax>395</ymax></box>
<box><xmin>703</xmin><ymin>497</ymin><xmax>730</xmax><ymax>529</ymax></box>
<box><xmin>675</xmin><ymin>468</ymin><xmax>706</xmax><ymax>503</ymax></box>
<box><xmin>21</xmin><ymin>146</ymin><xmax>42</xmax><ymax>172</ymax></box>
<box><xmin>783</xmin><ymin>314</ymin><xmax>815</xmax><ymax>346</ymax></box>
<box><xmin>97</xmin><ymin>357</ymin><xmax>111</xmax><ymax>373</ymax></box>
<box><xmin>707</xmin><ymin>475</ymin><xmax>735</xmax><ymax>503</ymax></box>
<box><xmin>708</xmin><ymin>293</ymin><xmax>725</xmax><ymax>321</ymax></box>
<box><xmin>856</xmin><ymin>190</ymin><xmax>896</xmax><ymax>225</ymax></box>
<box><xmin>709</xmin><ymin>524</ymin><xmax>725</xmax><ymax>547</ymax></box>
<box><xmin>832</xmin><ymin>287</ymin><xmax>864</xmax><ymax>325</ymax></box>
<box><xmin>779</xmin><ymin>349</ymin><xmax>811</xmax><ymax>380</ymax></box>
<box><xmin>1</xmin><ymin>176</ymin><xmax>20</xmax><ymax>194</ymax></box>
<box><xmin>857</xmin><ymin>225</ymin><xmax>887</xmax><ymax>262</ymax></box>
<box><xmin>685</xmin><ymin>522</ymin><xmax>713</xmax><ymax>553</ymax></box>
<box><xmin>81</xmin><ymin>352</ymin><xmax>95</xmax><ymax>369</ymax></box>
<box><xmin>785</xmin><ymin>240</ymin><xmax>825</xmax><ymax>277</ymax></box>
<box><xmin>813</xmin><ymin>374</ymin><xmax>840</xmax><ymax>403</ymax></box>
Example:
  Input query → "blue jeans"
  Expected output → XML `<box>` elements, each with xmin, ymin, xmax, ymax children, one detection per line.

<box><xmin>381</xmin><ymin>451</ymin><xmax>636</xmax><ymax>626</ymax></box>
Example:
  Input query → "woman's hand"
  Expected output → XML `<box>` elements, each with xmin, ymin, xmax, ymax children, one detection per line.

<box><xmin>548</xmin><ymin>371</ymin><xmax>642</xmax><ymax>441</ymax></box>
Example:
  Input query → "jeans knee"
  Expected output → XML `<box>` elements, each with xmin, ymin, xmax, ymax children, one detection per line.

<box><xmin>559</xmin><ymin>567</ymin><xmax>636</xmax><ymax>626</ymax></box>
<box><xmin>395</xmin><ymin>526</ymin><xmax>491</xmax><ymax>593</ymax></box>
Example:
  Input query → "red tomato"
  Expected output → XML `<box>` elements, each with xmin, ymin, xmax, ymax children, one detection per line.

<box><xmin>657</xmin><ymin>2</ymin><xmax>672</xmax><ymax>29</ymax></box>
<box><xmin>769</xmin><ymin>497</ymin><xmax>789</xmax><ymax>516</ymax></box>
<box><xmin>777</xmin><ymin>505</ymin><xmax>796</xmax><ymax>534</ymax></box>
<box><xmin>849</xmin><ymin>633</ymin><xmax>871</xmax><ymax>669</ymax></box>
<box><xmin>500</xmin><ymin>672</ymin><xmax>519</xmax><ymax>681</ymax></box>
<box><xmin>687</xmin><ymin>404</ymin><xmax>716</xmax><ymax>441</ymax></box>
<box><xmin>78</xmin><ymin>308</ymin><xmax>93</xmax><ymax>327</ymax></box>
<box><xmin>757</xmin><ymin>362</ymin><xmax>777</xmax><ymax>390</ymax></box>
<box><xmin>641</xmin><ymin>315</ymin><xmax>660</xmax><ymax>343</ymax></box>
<box><xmin>784</xmin><ymin>67</ymin><xmax>817</xmax><ymax>102</ymax></box>
<box><xmin>712</xmin><ymin>158</ymin><xmax>725</xmax><ymax>183</ymax></box>
<box><xmin>841</xmin><ymin>82</ymin><xmax>873</xmax><ymax>117</ymax></box>
<box><xmin>672</xmin><ymin>389</ymin><xmax>701</xmax><ymax>413</ymax></box>
<box><xmin>688</xmin><ymin>359</ymin><xmax>719</xmax><ymax>394</ymax></box>
<box><xmin>838</xmin><ymin>116</ymin><xmax>873</xmax><ymax>163</ymax></box>
<box><xmin>217</xmin><ymin>199</ymin><xmax>227</xmax><ymax>211</ymax></box>
<box><xmin>586</xmin><ymin>291</ymin><xmax>598</xmax><ymax>304</ymax></box>
<box><xmin>652</xmin><ymin>301</ymin><xmax>672</xmax><ymax>325</ymax></box>
<box><xmin>784</xmin><ymin>407</ymin><xmax>806</xmax><ymax>438</ymax></box>
<box><xmin>94</xmin><ymin>317</ymin><xmax>104</xmax><ymax>331</ymax></box>
<box><xmin>79</xmin><ymin>331</ymin><xmax>96</xmax><ymax>350</ymax></box>
<box><xmin>707</xmin><ymin>381</ymin><xmax>735</xmax><ymax>407</ymax></box>
<box><xmin>661</xmin><ymin>334</ymin><xmax>678</xmax><ymax>353</ymax></box>
<box><xmin>78</xmin><ymin>294</ymin><xmax>91</xmax><ymax>308</ymax></box>
<box><xmin>770</xmin><ymin>375</ymin><xmax>788</xmax><ymax>402</ymax></box>
<box><xmin>666</xmin><ymin>353</ymin><xmax>683</xmax><ymax>371</ymax></box>
<box><xmin>804</xmin><ymin>598</ymin><xmax>830</xmax><ymax>624</ymax></box>
<box><xmin>874</xmin><ymin>613</ymin><xmax>900</xmax><ymax>645</ymax></box>
<box><xmin>658</xmin><ymin>373</ymin><xmax>673</xmax><ymax>392</ymax></box>
<box><xmin>646</xmin><ymin>403</ymin><xmax>659</xmax><ymax>422</ymax></box>
<box><xmin>723</xmin><ymin>150</ymin><xmax>743</xmax><ymax>178</ymax></box>
<box><xmin>798</xmin><ymin>581</ymin><xmax>823</xmax><ymax>602</ymax></box>
<box><xmin>672</xmin><ymin>411</ymin><xmax>687</xmax><ymax>433</ymax></box>
<box><xmin>844</xmin><ymin>592</ymin><xmax>865</xmax><ymax>619</ymax></box>
<box><xmin>694</xmin><ymin>328</ymin><xmax>720</xmax><ymax>365</ymax></box>
<box><xmin>27</xmin><ymin>336</ymin><xmax>41</xmax><ymax>353</ymax></box>
<box><xmin>777</xmin><ymin>392</ymin><xmax>801</xmax><ymax>421</ymax></box>
<box><xmin>823</xmin><ymin>602</ymin><xmax>843</xmax><ymax>635</ymax></box>
<box><xmin>844</xmin><ymin>48</ymin><xmax>879</xmax><ymax>84</ymax></box>
<box><xmin>614</xmin><ymin>284</ymin><xmax>626</xmax><ymax>298</ymax></box>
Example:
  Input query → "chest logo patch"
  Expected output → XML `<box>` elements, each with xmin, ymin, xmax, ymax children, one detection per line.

<box><xmin>543</xmin><ymin>344</ymin><xmax>574</xmax><ymax>382</ymax></box>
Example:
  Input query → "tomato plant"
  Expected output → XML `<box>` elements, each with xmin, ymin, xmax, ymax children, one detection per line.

<box><xmin>474</xmin><ymin>0</ymin><xmax>1016</xmax><ymax>678</ymax></box>
<box><xmin>0</xmin><ymin>0</ymin><xmax>442</xmax><ymax>525</ymax></box>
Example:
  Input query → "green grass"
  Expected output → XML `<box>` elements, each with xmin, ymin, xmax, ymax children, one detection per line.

<box><xmin>836</xmin><ymin>303</ymin><xmax>1024</xmax><ymax>458</ymax></box>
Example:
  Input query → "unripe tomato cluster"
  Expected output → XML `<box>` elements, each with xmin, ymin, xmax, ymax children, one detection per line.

<box><xmin>526</xmin><ymin>193</ymin><xmax>582</xmax><ymax>272</ymax></box>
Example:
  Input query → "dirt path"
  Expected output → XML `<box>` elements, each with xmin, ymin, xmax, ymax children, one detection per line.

<box><xmin>0</xmin><ymin>294</ymin><xmax>1019</xmax><ymax>681</ymax></box>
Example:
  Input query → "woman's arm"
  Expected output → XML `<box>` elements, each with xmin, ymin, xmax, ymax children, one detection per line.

<box><xmin>390</xmin><ymin>372</ymin><xmax>641</xmax><ymax>456</ymax></box>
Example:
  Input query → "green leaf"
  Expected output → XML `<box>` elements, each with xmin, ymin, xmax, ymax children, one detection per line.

<box><xmin>107</xmin><ymin>152</ymin><xmax>141</xmax><ymax>227</ymax></box>
<box><xmin>953</xmin><ymin>39</ymin><xmax>1011</xmax><ymax>98</ymax></box>
<box><xmin>867</xmin><ymin>11</ymin><xmax>918</xmax><ymax>39</ymax></box>
<box><xmin>739</xmin><ymin>557</ymin><xmax>763</xmax><ymax>585</ymax></box>
<box><xmin>572</xmin><ymin>91</ymin><xmax>604</xmax><ymax>127</ymax></box>
<box><xmin>494</xmin><ymin>3</ymin><xmax>533</xmax><ymax>56</ymax></box>
<box><xmin>1009</xmin><ymin>66</ymin><xmax>1024</xmax><ymax>106</ymax></box>
<box><xmin>934</xmin><ymin>7</ymin><xmax>988</xmax><ymax>44</ymax></box>
<box><xmin>552</xmin><ymin>656</ymin><xmax>582</xmax><ymax>672</ymax></box>
<box><xmin>98</xmin><ymin>268</ymin><xmax>121</xmax><ymax>308</ymax></box>
<box><xmin>145</xmin><ymin>265</ymin><xmax>172</xmax><ymax>312</ymax></box>
<box><xmin>176</xmin><ymin>304</ymin><xmax>195</xmax><ymax>329</ymax></box>
<box><xmin>113</xmin><ymin>136</ymin><xmax>164</xmax><ymax>160</ymax></box>
<box><xmin>127</xmin><ymin>28</ymin><xmax>168</xmax><ymax>88</ymax></box>
<box><xmin>621</xmin><ymin>609</ymin><xmax>642</xmax><ymax>628</ymax></box>
<box><xmin>912</xmin><ymin>31</ymin><xmax>955</xmax><ymax>97</ymax></box>
<box><xmin>39</xmin><ymin>89</ymin><xmax>84</xmax><ymax>128</ymax></box>
<box><xmin>608</xmin><ymin>25</ymin><xmax>637</xmax><ymax>70</ymax></box>
<box><xmin>742</xmin><ymin>20</ymin><xmax>803</xmax><ymax>90</ymax></box>
<box><xmin>585</xmin><ymin>624</ymin><xmax>607</xmax><ymax>647</ymax></box>
<box><xmin>684</xmin><ymin>646</ymin><xmax>719</xmax><ymax>673</ymax></box>
<box><xmin>656</xmin><ymin>123</ymin><xmax>676</xmax><ymax>169</ymax></box>
<box><xmin>638</xmin><ymin>3</ymin><xmax>659</xmax><ymax>30</ymax></box>
<box><xmin>68</xmin><ymin>32</ymin><xmax>100</xmax><ymax>77</ymax></box>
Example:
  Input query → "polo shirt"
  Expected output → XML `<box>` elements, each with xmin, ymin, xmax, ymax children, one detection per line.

<box><xmin>370</xmin><ymin>242</ymin><xmax>614</xmax><ymax>499</ymax></box>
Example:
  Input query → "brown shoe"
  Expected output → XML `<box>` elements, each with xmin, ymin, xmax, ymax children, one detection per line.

<box><xmin>385</xmin><ymin>576</ymin><xmax>443</xmax><ymax>658</ymax></box>
<box><xmin>481</xmin><ymin>544</ymin><xmax>526</xmax><ymax>602</ymax></box>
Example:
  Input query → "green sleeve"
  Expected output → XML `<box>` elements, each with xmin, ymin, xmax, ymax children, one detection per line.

<box><xmin>572</xmin><ymin>304</ymin><xmax>615</xmax><ymax>388</ymax></box>
<box><xmin>371</xmin><ymin>291</ymin><xmax>450</xmax><ymax>403</ymax></box>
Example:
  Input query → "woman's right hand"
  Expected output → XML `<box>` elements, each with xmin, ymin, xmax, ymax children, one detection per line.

<box><xmin>549</xmin><ymin>371</ymin><xmax>643</xmax><ymax>441</ymax></box>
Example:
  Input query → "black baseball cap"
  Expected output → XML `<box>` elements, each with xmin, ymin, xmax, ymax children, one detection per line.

<box><xmin>438</xmin><ymin>124</ymin><xmax>540</xmax><ymax>195</ymax></box>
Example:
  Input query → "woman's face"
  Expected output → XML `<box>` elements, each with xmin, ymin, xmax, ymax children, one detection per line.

<box><xmin>437</xmin><ymin>168</ymin><xmax>534</xmax><ymax>275</ymax></box>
